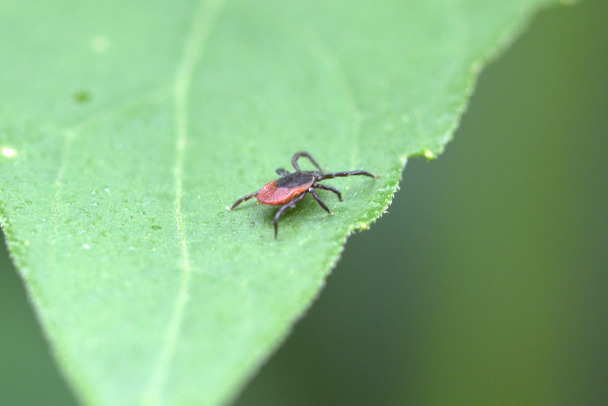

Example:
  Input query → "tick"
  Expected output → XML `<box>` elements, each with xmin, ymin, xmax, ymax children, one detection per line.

<box><xmin>228</xmin><ymin>151</ymin><xmax>377</xmax><ymax>239</ymax></box>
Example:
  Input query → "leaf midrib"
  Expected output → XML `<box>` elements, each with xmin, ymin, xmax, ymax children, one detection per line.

<box><xmin>139</xmin><ymin>0</ymin><xmax>228</xmax><ymax>403</ymax></box>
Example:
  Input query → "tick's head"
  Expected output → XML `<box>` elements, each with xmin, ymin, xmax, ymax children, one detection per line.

<box><xmin>275</xmin><ymin>168</ymin><xmax>289</xmax><ymax>177</ymax></box>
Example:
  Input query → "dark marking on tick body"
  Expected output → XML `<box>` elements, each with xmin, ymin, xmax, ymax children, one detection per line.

<box><xmin>276</xmin><ymin>172</ymin><xmax>316</xmax><ymax>188</ymax></box>
<box><xmin>228</xmin><ymin>151</ymin><xmax>378</xmax><ymax>239</ymax></box>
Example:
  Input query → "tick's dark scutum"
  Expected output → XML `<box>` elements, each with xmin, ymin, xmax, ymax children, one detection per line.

<box><xmin>275</xmin><ymin>172</ymin><xmax>315</xmax><ymax>188</ymax></box>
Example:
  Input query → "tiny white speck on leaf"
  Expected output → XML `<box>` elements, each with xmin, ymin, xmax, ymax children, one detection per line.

<box><xmin>358</xmin><ymin>222</ymin><xmax>369</xmax><ymax>230</ymax></box>
<box><xmin>424</xmin><ymin>149</ymin><xmax>435</xmax><ymax>159</ymax></box>
<box><xmin>104</xmin><ymin>188</ymin><xmax>110</xmax><ymax>192</ymax></box>
<box><xmin>83</xmin><ymin>244</ymin><xmax>90</xmax><ymax>250</ymax></box>
<box><xmin>1</xmin><ymin>147</ymin><xmax>17</xmax><ymax>158</ymax></box>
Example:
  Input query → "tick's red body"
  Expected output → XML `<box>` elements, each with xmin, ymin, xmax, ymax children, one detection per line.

<box><xmin>257</xmin><ymin>172</ymin><xmax>315</xmax><ymax>205</ymax></box>
<box><xmin>229</xmin><ymin>152</ymin><xmax>376</xmax><ymax>239</ymax></box>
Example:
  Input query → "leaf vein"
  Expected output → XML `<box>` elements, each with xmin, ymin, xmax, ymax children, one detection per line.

<box><xmin>49</xmin><ymin>87</ymin><xmax>171</xmax><ymax>263</ymax></box>
<box><xmin>142</xmin><ymin>1</ymin><xmax>226</xmax><ymax>403</ymax></box>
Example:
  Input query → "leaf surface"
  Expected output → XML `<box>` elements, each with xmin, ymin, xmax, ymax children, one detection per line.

<box><xmin>0</xmin><ymin>0</ymin><xmax>558</xmax><ymax>404</ymax></box>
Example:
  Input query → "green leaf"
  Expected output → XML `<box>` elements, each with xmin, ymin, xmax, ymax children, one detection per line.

<box><xmin>0</xmin><ymin>0</ymin><xmax>560</xmax><ymax>405</ymax></box>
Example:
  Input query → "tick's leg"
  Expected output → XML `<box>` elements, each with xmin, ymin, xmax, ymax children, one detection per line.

<box><xmin>274</xmin><ymin>192</ymin><xmax>307</xmax><ymax>239</ymax></box>
<box><xmin>292</xmin><ymin>151</ymin><xmax>324</xmax><ymax>173</ymax></box>
<box><xmin>309</xmin><ymin>188</ymin><xmax>332</xmax><ymax>214</ymax></box>
<box><xmin>228</xmin><ymin>191</ymin><xmax>259</xmax><ymax>210</ymax></box>
<box><xmin>276</xmin><ymin>168</ymin><xmax>289</xmax><ymax>177</ymax></box>
<box><xmin>312</xmin><ymin>184</ymin><xmax>342</xmax><ymax>202</ymax></box>
<box><xmin>319</xmin><ymin>170</ymin><xmax>377</xmax><ymax>180</ymax></box>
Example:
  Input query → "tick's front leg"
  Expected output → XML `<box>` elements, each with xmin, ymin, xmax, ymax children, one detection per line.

<box><xmin>228</xmin><ymin>191</ymin><xmax>259</xmax><ymax>210</ymax></box>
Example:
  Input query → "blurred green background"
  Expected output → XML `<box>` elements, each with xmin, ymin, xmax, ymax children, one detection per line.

<box><xmin>1</xmin><ymin>1</ymin><xmax>606</xmax><ymax>405</ymax></box>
